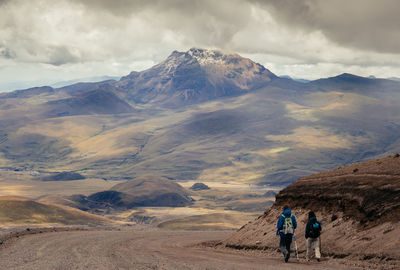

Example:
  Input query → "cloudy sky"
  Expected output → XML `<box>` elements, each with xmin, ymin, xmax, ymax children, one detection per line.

<box><xmin>1</xmin><ymin>0</ymin><xmax>400</xmax><ymax>91</ymax></box>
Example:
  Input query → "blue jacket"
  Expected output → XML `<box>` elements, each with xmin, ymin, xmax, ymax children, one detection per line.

<box><xmin>276</xmin><ymin>208</ymin><xmax>297</xmax><ymax>236</ymax></box>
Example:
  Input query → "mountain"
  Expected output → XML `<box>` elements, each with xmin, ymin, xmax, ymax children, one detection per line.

<box><xmin>309</xmin><ymin>73</ymin><xmax>400</xmax><ymax>103</ymax></box>
<box><xmin>224</xmin><ymin>154</ymin><xmax>400</xmax><ymax>264</ymax></box>
<box><xmin>115</xmin><ymin>48</ymin><xmax>277</xmax><ymax>107</ymax></box>
<box><xmin>0</xmin><ymin>48</ymin><xmax>400</xmax><ymax>199</ymax></box>
<box><xmin>0</xmin><ymin>48</ymin><xmax>277</xmax><ymax>110</ymax></box>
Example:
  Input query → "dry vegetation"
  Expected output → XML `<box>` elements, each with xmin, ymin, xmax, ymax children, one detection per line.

<box><xmin>158</xmin><ymin>212</ymin><xmax>257</xmax><ymax>231</ymax></box>
<box><xmin>2</xmin><ymin>79</ymin><xmax>400</xmax><ymax>186</ymax></box>
<box><xmin>0</xmin><ymin>197</ymin><xmax>110</xmax><ymax>226</ymax></box>
<box><xmin>0</xmin><ymin>176</ymin><xmax>123</xmax><ymax>198</ymax></box>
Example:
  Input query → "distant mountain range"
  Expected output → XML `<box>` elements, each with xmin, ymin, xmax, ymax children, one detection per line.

<box><xmin>0</xmin><ymin>48</ymin><xmax>399</xmax><ymax>187</ymax></box>
<box><xmin>0</xmin><ymin>76</ymin><xmax>121</xmax><ymax>93</ymax></box>
<box><xmin>279</xmin><ymin>75</ymin><xmax>310</xmax><ymax>83</ymax></box>
<box><xmin>50</xmin><ymin>76</ymin><xmax>121</xmax><ymax>88</ymax></box>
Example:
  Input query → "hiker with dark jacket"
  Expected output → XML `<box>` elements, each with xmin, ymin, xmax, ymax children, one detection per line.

<box><xmin>305</xmin><ymin>211</ymin><xmax>322</xmax><ymax>261</ymax></box>
<box><xmin>276</xmin><ymin>206</ymin><xmax>297</xmax><ymax>262</ymax></box>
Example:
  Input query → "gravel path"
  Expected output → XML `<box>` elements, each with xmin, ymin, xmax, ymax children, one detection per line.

<box><xmin>0</xmin><ymin>228</ymin><xmax>358</xmax><ymax>270</ymax></box>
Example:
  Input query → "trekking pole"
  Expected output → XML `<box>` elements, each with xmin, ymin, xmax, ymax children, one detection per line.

<box><xmin>294</xmin><ymin>233</ymin><xmax>299</xmax><ymax>261</ymax></box>
<box><xmin>319</xmin><ymin>232</ymin><xmax>322</xmax><ymax>256</ymax></box>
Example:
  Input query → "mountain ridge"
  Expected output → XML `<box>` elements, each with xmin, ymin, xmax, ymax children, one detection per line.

<box><xmin>0</xmin><ymin>48</ymin><xmax>399</xmax><ymax>189</ymax></box>
<box><xmin>1</xmin><ymin>48</ymin><xmax>279</xmax><ymax>108</ymax></box>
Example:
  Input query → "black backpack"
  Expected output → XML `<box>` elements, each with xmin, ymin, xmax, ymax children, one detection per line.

<box><xmin>308</xmin><ymin>220</ymin><xmax>321</xmax><ymax>238</ymax></box>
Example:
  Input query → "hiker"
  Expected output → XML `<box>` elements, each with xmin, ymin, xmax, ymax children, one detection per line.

<box><xmin>305</xmin><ymin>211</ymin><xmax>322</xmax><ymax>261</ymax></box>
<box><xmin>276</xmin><ymin>205</ymin><xmax>297</xmax><ymax>262</ymax></box>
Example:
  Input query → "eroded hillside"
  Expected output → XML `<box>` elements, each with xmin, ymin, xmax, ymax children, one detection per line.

<box><xmin>224</xmin><ymin>155</ymin><xmax>400</xmax><ymax>266</ymax></box>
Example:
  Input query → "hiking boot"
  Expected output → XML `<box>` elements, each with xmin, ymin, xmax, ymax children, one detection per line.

<box><xmin>285</xmin><ymin>253</ymin><xmax>290</xmax><ymax>263</ymax></box>
<box><xmin>317</xmin><ymin>258</ymin><xmax>320</xmax><ymax>262</ymax></box>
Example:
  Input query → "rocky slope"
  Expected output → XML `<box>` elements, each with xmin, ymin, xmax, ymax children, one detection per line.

<box><xmin>224</xmin><ymin>154</ymin><xmax>400</xmax><ymax>263</ymax></box>
<box><xmin>116</xmin><ymin>48</ymin><xmax>277</xmax><ymax>107</ymax></box>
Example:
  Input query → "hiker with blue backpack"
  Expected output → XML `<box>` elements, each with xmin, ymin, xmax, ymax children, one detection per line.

<box><xmin>276</xmin><ymin>205</ymin><xmax>297</xmax><ymax>262</ymax></box>
<box><xmin>305</xmin><ymin>211</ymin><xmax>322</xmax><ymax>261</ymax></box>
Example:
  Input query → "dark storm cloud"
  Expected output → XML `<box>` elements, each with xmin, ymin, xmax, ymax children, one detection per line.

<box><xmin>1</xmin><ymin>0</ymin><xmax>400</xmax><ymax>87</ymax></box>
<box><xmin>73</xmin><ymin>0</ymin><xmax>400</xmax><ymax>54</ymax></box>
<box><xmin>0</xmin><ymin>0</ymin><xmax>252</xmax><ymax>66</ymax></box>
<box><xmin>0</xmin><ymin>43</ymin><xmax>78</xmax><ymax>65</ymax></box>
<box><xmin>74</xmin><ymin>0</ymin><xmax>251</xmax><ymax>47</ymax></box>
<box><xmin>3</xmin><ymin>0</ymin><xmax>399</xmax><ymax>66</ymax></box>
<box><xmin>0</xmin><ymin>47</ymin><xmax>16</xmax><ymax>59</ymax></box>
<box><xmin>73</xmin><ymin>0</ymin><xmax>236</xmax><ymax>17</ymax></box>
<box><xmin>70</xmin><ymin>0</ymin><xmax>151</xmax><ymax>16</ymax></box>
<box><xmin>45</xmin><ymin>46</ymin><xmax>80</xmax><ymax>66</ymax></box>
<box><xmin>251</xmin><ymin>0</ymin><xmax>400</xmax><ymax>54</ymax></box>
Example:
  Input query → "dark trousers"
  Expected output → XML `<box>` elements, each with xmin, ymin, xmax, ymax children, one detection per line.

<box><xmin>279</xmin><ymin>233</ymin><xmax>293</xmax><ymax>258</ymax></box>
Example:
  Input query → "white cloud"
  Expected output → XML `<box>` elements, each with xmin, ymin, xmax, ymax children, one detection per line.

<box><xmin>0</xmin><ymin>0</ymin><xmax>400</xmax><ymax>91</ymax></box>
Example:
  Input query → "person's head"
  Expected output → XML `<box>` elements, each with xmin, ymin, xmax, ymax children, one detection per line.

<box><xmin>308</xmin><ymin>211</ymin><xmax>316</xmax><ymax>219</ymax></box>
<box><xmin>283</xmin><ymin>205</ymin><xmax>289</xmax><ymax>211</ymax></box>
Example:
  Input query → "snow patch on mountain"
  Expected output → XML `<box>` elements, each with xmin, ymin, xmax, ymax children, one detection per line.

<box><xmin>187</xmin><ymin>48</ymin><xmax>227</xmax><ymax>66</ymax></box>
<box><xmin>161</xmin><ymin>51</ymin><xmax>190</xmax><ymax>74</ymax></box>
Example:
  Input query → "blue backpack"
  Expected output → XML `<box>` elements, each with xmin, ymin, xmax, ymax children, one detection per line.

<box><xmin>308</xmin><ymin>220</ymin><xmax>321</xmax><ymax>238</ymax></box>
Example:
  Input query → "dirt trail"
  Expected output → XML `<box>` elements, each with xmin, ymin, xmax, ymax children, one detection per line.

<box><xmin>0</xmin><ymin>228</ymin><xmax>357</xmax><ymax>270</ymax></box>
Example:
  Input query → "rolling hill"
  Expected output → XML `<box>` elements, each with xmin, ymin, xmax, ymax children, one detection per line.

<box><xmin>69</xmin><ymin>175</ymin><xmax>193</xmax><ymax>211</ymax></box>
<box><xmin>0</xmin><ymin>196</ymin><xmax>110</xmax><ymax>225</ymax></box>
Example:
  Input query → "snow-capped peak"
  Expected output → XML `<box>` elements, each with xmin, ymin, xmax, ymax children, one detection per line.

<box><xmin>187</xmin><ymin>48</ymin><xmax>227</xmax><ymax>65</ymax></box>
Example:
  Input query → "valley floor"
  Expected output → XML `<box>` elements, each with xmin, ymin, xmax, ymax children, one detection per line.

<box><xmin>0</xmin><ymin>227</ymin><xmax>365</xmax><ymax>270</ymax></box>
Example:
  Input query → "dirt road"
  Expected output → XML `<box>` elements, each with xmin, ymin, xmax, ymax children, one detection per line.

<box><xmin>0</xmin><ymin>228</ymin><xmax>358</xmax><ymax>270</ymax></box>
